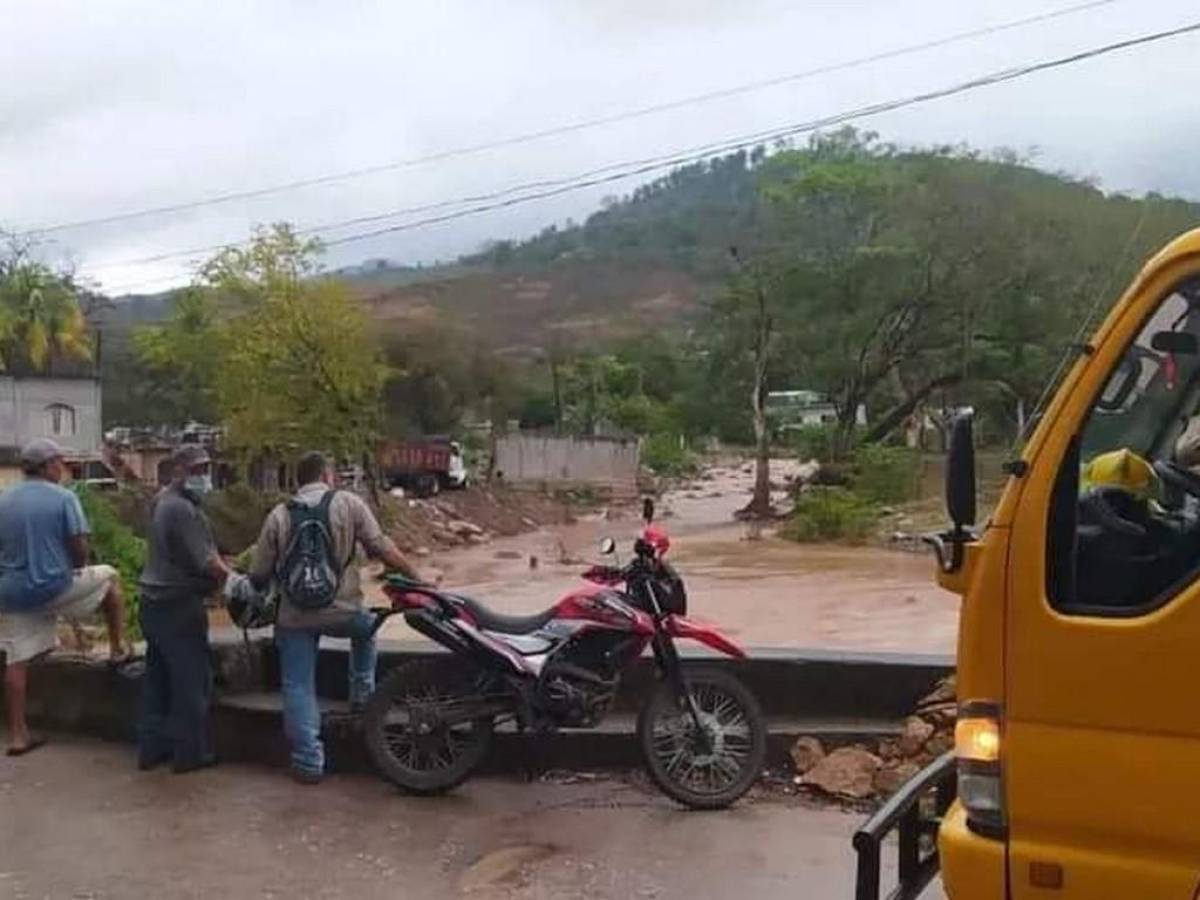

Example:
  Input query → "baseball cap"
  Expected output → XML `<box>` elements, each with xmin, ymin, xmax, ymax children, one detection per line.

<box><xmin>20</xmin><ymin>438</ymin><xmax>66</xmax><ymax>467</ymax></box>
<box><xmin>171</xmin><ymin>444</ymin><xmax>212</xmax><ymax>469</ymax></box>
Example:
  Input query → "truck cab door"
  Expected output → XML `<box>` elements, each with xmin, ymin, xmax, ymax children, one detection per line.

<box><xmin>1006</xmin><ymin>266</ymin><xmax>1200</xmax><ymax>899</ymax></box>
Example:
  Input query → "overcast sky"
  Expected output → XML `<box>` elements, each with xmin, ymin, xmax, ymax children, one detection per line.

<box><xmin>2</xmin><ymin>0</ymin><xmax>1199</xmax><ymax>294</ymax></box>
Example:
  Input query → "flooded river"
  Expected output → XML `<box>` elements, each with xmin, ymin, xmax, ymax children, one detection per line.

<box><xmin>373</xmin><ymin>460</ymin><xmax>958</xmax><ymax>655</ymax></box>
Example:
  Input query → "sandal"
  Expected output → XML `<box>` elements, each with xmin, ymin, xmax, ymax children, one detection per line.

<box><xmin>106</xmin><ymin>649</ymin><xmax>140</xmax><ymax>669</ymax></box>
<box><xmin>6</xmin><ymin>736</ymin><xmax>48</xmax><ymax>757</ymax></box>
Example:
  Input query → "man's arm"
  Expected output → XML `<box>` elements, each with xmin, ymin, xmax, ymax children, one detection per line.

<box><xmin>64</xmin><ymin>493</ymin><xmax>90</xmax><ymax>569</ymax></box>
<box><xmin>349</xmin><ymin>495</ymin><xmax>421</xmax><ymax>580</ymax></box>
<box><xmin>170</xmin><ymin>505</ymin><xmax>229</xmax><ymax>587</ymax></box>
<box><xmin>246</xmin><ymin>508</ymin><xmax>282</xmax><ymax>591</ymax></box>
<box><xmin>68</xmin><ymin>535</ymin><xmax>89</xmax><ymax>569</ymax></box>
<box><xmin>378</xmin><ymin>542</ymin><xmax>421</xmax><ymax>581</ymax></box>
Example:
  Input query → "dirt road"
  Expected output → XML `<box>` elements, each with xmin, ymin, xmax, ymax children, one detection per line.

<box><xmin>0</xmin><ymin>736</ymin><xmax>934</xmax><ymax>900</ymax></box>
<box><xmin>375</xmin><ymin>461</ymin><xmax>958</xmax><ymax>654</ymax></box>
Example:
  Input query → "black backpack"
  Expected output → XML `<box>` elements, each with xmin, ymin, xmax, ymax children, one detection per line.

<box><xmin>278</xmin><ymin>491</ymin><xmax>341</xmax><ymax>611</ymax></box>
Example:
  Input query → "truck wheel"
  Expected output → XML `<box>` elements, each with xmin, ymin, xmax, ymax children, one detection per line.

<box><xmin>416</xmin><ymin>474</ymin><xmax>440</xmax><ymax>497</ymax></box>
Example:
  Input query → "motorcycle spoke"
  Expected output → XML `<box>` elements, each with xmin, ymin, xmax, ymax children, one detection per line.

<box><xmin>713</xmin><ymin>753</ymin><xmax>743</xmax><ymax>784</ymax></box>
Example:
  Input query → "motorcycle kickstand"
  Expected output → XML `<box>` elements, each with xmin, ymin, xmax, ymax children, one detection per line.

<box><xmin>517</xmin><ymin>723</ymin><xmax>547</xmax><ymax>784</ymax></box>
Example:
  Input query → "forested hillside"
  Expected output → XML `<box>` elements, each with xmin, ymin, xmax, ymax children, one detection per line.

<box><xmin>102</xmin><ymin>129</ymin><xmax>1200</xmax><ymax>454</ymax></box>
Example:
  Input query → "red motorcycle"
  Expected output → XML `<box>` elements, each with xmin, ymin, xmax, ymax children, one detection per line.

<box><xmin>365</xmin><ymin>499</ymin><xmax>766</xmax><ymax>809</ymax></box>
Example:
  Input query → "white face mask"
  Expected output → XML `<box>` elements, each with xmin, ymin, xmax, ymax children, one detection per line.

<box><xmin>185</xmin><ymin>474</ymin><xmax>213</xmax><ymax>495</ymax></box>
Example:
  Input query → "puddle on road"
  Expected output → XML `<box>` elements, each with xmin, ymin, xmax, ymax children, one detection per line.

<box><xmin>458</xmin><ymin>843</ymin><xmax>558</xmax><ymax>891</ymax></box>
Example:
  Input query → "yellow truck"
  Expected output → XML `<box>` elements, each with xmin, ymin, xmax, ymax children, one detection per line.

<box><xmin>854</xmin><ymin>228</ymin><xmax>1200</xmax><ymax>899</ymax></box>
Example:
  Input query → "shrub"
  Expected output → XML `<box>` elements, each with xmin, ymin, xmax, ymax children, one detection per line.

<box><xmin>641</xmin><ymin>433</ymin><xmax>697</xmax><ymax>477</ymax></box>
<box><xmin>780</xmin><ymin>487</ymin><xmax>879</xmax><ymax>543</ymax></box>
<box><xmin>73</xmin><ymin>486</ymin><xmax>147</xmax><ymax>639</ymax></box>
<box><xmin>852</xmin><ymin>443</ymin><xmax>921</xmax><ymax>505</ymax></box>
<box><xmin>788</xmin><ymin>424</ymin><xmax>840</xmax><ymax>462</ymax></box>
<box><xmin>203</xmin><ymin>484</ymin><xmax>282</xmax><ymax>554</ymax></box>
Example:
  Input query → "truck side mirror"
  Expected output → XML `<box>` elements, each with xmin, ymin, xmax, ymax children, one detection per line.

<box><xmin>1151</xmin><ymin>331</ymin><xmax>1199</xmax><ymax>355</ymax></box>
<box><xmin>947</xmin><ymin>412</ymin><xmax>977</xmax><ymax>533</ymax></box>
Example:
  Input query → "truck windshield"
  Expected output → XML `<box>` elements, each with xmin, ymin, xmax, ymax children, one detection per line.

<box><xmin>1082</xmin><ymin>288</ymin><xmax>1200</xmax><ymax>463</ymax></box>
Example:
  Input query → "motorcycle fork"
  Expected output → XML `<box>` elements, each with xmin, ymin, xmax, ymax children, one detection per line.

<box><xmin>652</xmin><ymin>629</ymin><xmax>712</xmax><ymax>753</ymax></box>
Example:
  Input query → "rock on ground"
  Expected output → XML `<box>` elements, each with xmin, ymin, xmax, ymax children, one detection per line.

<box><xmin>789</xmin><ymin>736</ymin><xmax>826</xmax><ymax>775</ymax></box>
<box><xmin>802</xmin><ymin>746</ymin><xmax>882</xmax><ymax>799</ymax></box>
<box><xmin>874</xmin><ymin>760</ymin><xmax>921</xmax><ymax>795</ymax></box>
<box><xmin>898</xmin><ymin>716</ymin><xmax>936</xmax><ymax>756</ymax></box>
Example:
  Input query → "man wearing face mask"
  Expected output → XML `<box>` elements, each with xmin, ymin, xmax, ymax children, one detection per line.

<box><xmin>136</xmin><ymin>444</ymin><xmax>231</xmax><ymax>773</ymax></box>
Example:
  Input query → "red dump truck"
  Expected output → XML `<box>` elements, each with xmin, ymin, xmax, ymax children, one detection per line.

<box><xmin>377</xmin><ymin>437</ymin><xmax>467</xmax><ymax>497</ymax></box>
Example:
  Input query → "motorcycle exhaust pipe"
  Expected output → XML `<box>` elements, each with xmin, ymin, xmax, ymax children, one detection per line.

<box><xmin>404</xmin><ymin>609</ymin><xmax>515</xmax><ymax>675</ymax></box>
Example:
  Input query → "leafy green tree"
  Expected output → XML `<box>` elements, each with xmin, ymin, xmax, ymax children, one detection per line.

<box><xmin>132</xmin><ymin>288</ymin><xmax>223</xmax><ymax>423</ymax></box>
<box><xmin>211</xmin><ymin>244</ymin><xmax>387</xmax><ymax>460</ymax></box>
<box><xmin>380</xmin><ymin>316</ymin><xmax>519</xmax><ymax>435</ymax></box>
<box><xmin>131</xmin><ymin>224</ymin><xmax>387</xmax><ymax>461</ymax></box>
<box><xmin>0</xmin><ymin>238</ymin><xmax>92</xmax><ymax>371</ymax></box>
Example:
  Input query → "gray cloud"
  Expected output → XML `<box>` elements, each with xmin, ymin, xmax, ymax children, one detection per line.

<box><xmin>2</xmin><ymin>0</ymin><xmax>1198</xmax><ymax>293</ymax></box>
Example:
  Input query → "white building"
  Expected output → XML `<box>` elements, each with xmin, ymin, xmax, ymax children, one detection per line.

<box><xmin>0</xmin><ymin>369</ymin><xmax>103</xmax><ymax>484</ymax></box>
<box><xmin>765</xmin><ymin>390</ymin><xmax>867</xmax><ymax>430</ymax></box>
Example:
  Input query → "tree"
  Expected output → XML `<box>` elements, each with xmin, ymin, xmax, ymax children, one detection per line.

<box><xmin>132</xmin><ymin>288</ymin><xmax>223</xmax><ymax>423</ymax></box>
<box><xmin>131</xmin><ymin>223</ymin><xmax>387</xmax><ymax>462</ymax></box>
<box><xmin>207</xmin><ymin>227</ymin><xmax>387</xmax><ymax>460</ymax></box>
<box><xmin>717</xmin><ymin>250</ymin><xmax>782</xmax><ymax>517</ymax></box>
<box><xmin>380</xmin><ymin>316</ymin><xmax>518</xmax><ymax>436</ymax></box>
<box><xmin>0</xmin><ymin>237</ymin><xmax>92</xmax><ymax>372</ymax></box>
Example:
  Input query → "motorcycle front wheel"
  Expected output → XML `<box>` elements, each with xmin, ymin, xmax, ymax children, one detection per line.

<box><xmin>637</xmin><ymin>666</ymin><xmax>766</xmax><ymax>809</ymax></box>
<box><xmin>363</xmin><ymin>657</ymin><xmax>494</xmax><ymax>795</ymax></box>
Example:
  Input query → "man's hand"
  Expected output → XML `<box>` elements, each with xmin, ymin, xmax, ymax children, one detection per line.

<box><xmin>68</xmin><ymin>534</ymin><xmax>90</xmax><ymax>570</ymax></box>
<box><xmin>205</xmin><ymin>553</ymin><xmax>232</xmax><ymax>588</ymax></box>
<box><xmin>380</xmin><ymin>546</ymin><xmax>423</xmax><ymax>583</ymax></box>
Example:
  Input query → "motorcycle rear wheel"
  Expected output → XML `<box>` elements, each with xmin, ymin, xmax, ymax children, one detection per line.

<box><xmin>637</xmin><ymin>666</ymin><xmax>766</xmax><ymax>809</ymax></box>
<box><xmin>364</xmin><ymin>657</ymin><xmax>495</xmax><ymax>795</ymax></box>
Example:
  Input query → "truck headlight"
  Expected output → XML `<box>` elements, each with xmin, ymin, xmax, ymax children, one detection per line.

<box><xmin>955</xmin><ymin>702</ymin><xmax>1006</xmax><ymax>836</ymax></box>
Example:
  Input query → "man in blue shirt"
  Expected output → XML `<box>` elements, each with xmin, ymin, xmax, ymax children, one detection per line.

<box><xmin>0</xmin><ymin>438</ymin><xmax>128</xmax><ymax>755</ymax></box>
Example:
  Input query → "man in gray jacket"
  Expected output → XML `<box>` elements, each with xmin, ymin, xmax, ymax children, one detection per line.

<box><xmin>249</xmin><ymin>450</ymin><xmax>419</xmax><ymax>784</ymax></box>
<box><xmin>137</xmin><ymin>445</ymin><xmax>231</xmax><ymax>773</ymax></box>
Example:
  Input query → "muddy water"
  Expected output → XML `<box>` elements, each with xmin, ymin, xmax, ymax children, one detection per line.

<box><xmin>372</xmin><ymin>460</ymin><xmax>958</xmax><ymax>655</ymax></box>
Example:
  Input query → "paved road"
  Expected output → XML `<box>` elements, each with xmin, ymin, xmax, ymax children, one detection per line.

<box><xmin>0</xmin><ymin>736</ymin><xmax>878</xmax><ymax>899</ymax></box>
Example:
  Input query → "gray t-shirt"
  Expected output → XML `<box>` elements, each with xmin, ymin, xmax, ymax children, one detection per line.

<box><xmin>139</xmin><ymin>485</ymin><xmax>218</xmax><ymax>604</ymax></box>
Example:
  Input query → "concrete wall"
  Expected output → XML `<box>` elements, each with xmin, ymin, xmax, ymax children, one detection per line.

<box><xmin>0</xmin><ymin>377</ymin><xmax>103</xmax><ymax>457</ymax></box>
<box><xmin>493</xmin><ymin>434</ymin><xmax>639</xmax><ymax>493</ymax></box>
<box><xmin>114</xmin><ymin>447</ymin><xmax>172</xmax><ymax>484</ymax></box>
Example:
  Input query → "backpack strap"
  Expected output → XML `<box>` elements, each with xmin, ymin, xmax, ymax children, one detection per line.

<box><xmin>317</xmin><ymin>490</ymin><xmax>356</xmax><ymax>571</ymax></box>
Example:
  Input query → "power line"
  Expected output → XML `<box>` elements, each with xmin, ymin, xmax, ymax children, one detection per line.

<box><xmin>95</xmin><ymin>18</ymin><xmax>1200</xmax><ymax>294</ymax></box>
<box><xmin>315</xmin><ymin>21</ymin><xmax>1200</xmax><ymax>247</ymax></box>
<box><xmin>21</xmin><ymin>0</ymin><xmax>1121</xmax><ymax>238</ymax></box>
<box><xmin>85</xmin><ymin>15</ymin><xmax>1197</xmax><ymax>277</ymax></box>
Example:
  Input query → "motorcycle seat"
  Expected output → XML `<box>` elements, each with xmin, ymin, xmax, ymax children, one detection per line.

<box><xmin>450</xmin><ymin>594</ymin><xmax>558</xmax><ymax>635</ymax></box>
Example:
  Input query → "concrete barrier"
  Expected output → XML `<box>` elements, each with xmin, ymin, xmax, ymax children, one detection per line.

<box><xmin>7</xmin><ymin>631</ymin><xmax>953</xmax><ymax>774</ymax></box>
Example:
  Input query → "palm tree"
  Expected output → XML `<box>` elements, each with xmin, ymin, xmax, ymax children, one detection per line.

<box><xmin>0</xmin><ymin>258</ymin><xmax>92</xmax><ymax>371</ymax></box>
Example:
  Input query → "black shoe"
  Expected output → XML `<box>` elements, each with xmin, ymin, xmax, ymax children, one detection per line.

<box><xmin>172</xmin><ymin>754</ymin><xmax>218</xmax><ymax>775</ymax></box>
<box><xmin>291</xmin><ymin>768</ymin><xmax>324</xmax><ymax>786</ymax></box>
<box><xmin>137</xmin><ymin>752</ymin><xmax>171</xmax><ymax>772</ymax></box>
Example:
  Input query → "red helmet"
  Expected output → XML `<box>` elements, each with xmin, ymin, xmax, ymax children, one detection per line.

<box><xmin>642</xmin><ymin>526</ymin><xmax>670</xmax><ymax>556</ymax></box>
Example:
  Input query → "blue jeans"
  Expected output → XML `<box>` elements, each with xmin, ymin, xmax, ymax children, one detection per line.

<box><xmin>275</xmin><ymin>610</ymin><xmax>377</xmax><ymax>775</ymax></box>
